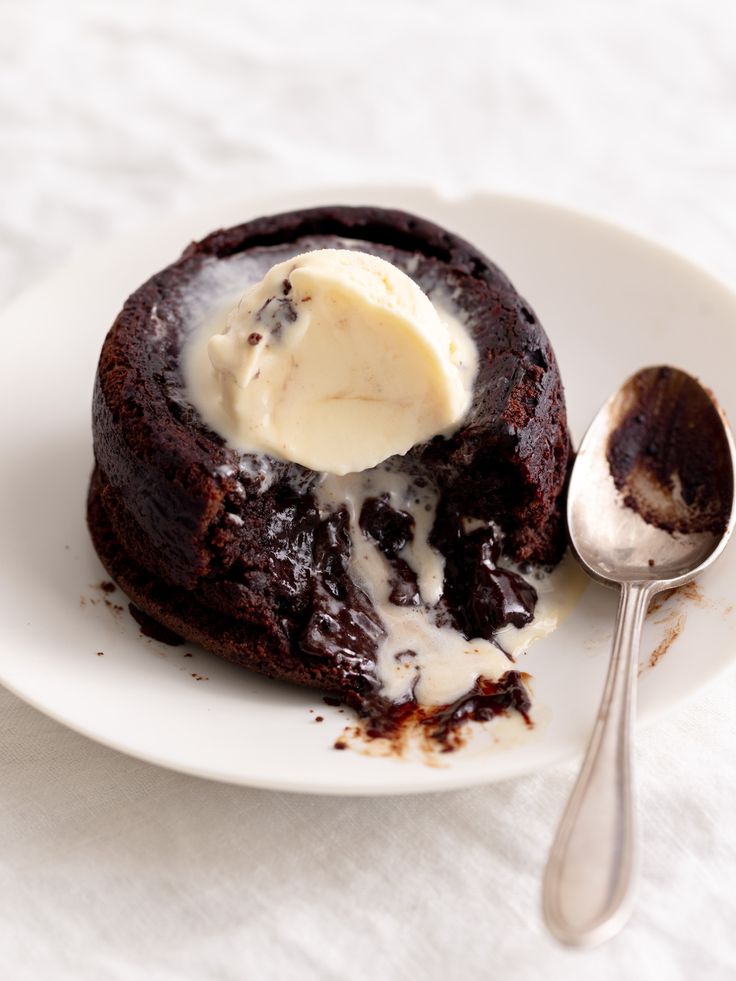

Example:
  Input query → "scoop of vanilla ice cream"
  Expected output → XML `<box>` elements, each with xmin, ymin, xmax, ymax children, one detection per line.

<box><xmin>201</xmin><ymin>249</ymin><xmax>476</xmax><ymax>474</ymax></box>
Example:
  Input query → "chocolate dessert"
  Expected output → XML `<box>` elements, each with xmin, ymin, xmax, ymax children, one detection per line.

<box><xmin>87</xmin><ymin>206</ymin><xmax>571</xmax><ymax>744</ymax></box>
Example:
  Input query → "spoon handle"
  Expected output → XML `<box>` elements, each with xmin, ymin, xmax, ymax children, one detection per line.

<box><xmin>542</xmin><ymin>580</ymin><xmax>653</xmax><ymax>947</ymax></box>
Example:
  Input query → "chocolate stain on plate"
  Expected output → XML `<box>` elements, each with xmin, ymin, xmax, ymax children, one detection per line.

<box><xmin>331</xmin><ymin>671</ymin><xmax>533</xmax><ymax>760</ymax></box>
<box><xmin>647</xmin><ymin>579</ymin><xmax>709</xmax><ymax>619</ymax></box>
<box><xmin>647</xmin><ymin>614</ymin><xmax>686</xmax><ymax>670</ymax></box>
<box><xmin>640</xmin><ymin>578</ymin><xmax>719</xmax><ymax>675</ymax></box>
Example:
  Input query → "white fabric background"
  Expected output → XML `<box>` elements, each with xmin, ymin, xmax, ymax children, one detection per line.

<box><xmin>1</xmin><ymin>1</ymin><xmax>735</xmax><ymax>978</ymax></box>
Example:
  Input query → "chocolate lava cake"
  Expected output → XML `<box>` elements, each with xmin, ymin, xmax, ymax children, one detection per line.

<box><xmin>87</xmin><ymin>206</ymin><xmax>571</xmax><ymax>737</ymax></box>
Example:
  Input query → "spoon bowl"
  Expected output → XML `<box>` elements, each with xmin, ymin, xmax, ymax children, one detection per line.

<box><xmin>543</xmin><ymin>365</ymin><xmax>736</xmax><ymax>948</ymax></box>
<box><xmin>568</xmin><ymin>366</ymin><xmax>735</xmax><ymax>587</ymax></box>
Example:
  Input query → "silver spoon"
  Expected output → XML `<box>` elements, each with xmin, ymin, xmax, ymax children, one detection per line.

<box><xmin>542</xmin><ymin>365</ymin><xmax>735</xmax><ymax>947</ymax></box>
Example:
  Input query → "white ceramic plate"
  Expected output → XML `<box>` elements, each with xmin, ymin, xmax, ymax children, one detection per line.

<box><xmin>2</xmin><ymin>185</ymin><xmax>735</xmax><ymax>795</ymax></box>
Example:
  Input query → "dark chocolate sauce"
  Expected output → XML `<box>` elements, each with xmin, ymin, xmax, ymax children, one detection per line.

<box><xmin>339</xmin><ymin>670</ymin><xmax>531</xmax><ymax>752</ymax></box>
<box><xmin>387</xmin><ymin>559</ymin><xmax>421</xmax><ymax>607</ymax></box>
<box><xmin>300</xmin><ymin>586</ymin><xmax>383</xmax><ymax>696</ymax></box>
<box><xmin>433</xmin><ymin>504</ymin><xmax>537</xmax><ymax>641</ymax></box>
<box><xmin>424</xmin><ymin>671</ymin><xmax>531</xmax><ymax>749</ymax></box>
<box><xmin>300</xmin><ymin>508</ymin><xmax>385</xmax><ymax>695</ymax></box>
<box><xmin>301</xmin><ymin>494</ymin><xmax>540</xmax><ymax>742</ymax></box>
<box><xmin>360</xmin><ymin>496</ymin><xmax>421</xmax><ymax>607</ymax></box>
<box><xmin>359</xmin><ymin>496</ymin><xmax>415</xmax><ymax>557</ymax></box>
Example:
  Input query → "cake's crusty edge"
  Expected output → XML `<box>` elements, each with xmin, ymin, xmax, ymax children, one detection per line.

<box><xmin>87</xmin><ymin>467</ymin><xmax>343</xmax><ymax>693</ymax></box>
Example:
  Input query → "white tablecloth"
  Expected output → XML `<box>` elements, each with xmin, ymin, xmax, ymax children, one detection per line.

<box><xmin>2</xmin><ymin>2</ymin><xmax>735</xmax><ymax>978</ymax></box>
